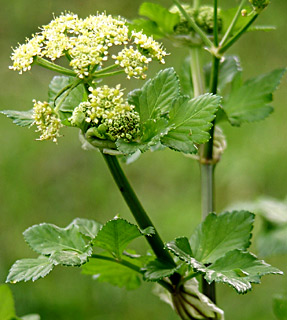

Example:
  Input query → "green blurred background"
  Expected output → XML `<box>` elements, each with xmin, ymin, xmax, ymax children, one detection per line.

<box><xmin>0</xmin><ymin>0</ymin><xmax>286</xmax><ymax>319</ymax></box>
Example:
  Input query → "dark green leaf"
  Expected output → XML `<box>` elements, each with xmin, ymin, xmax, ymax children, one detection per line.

<box><xmin>143</xmin><ymin>259</ymin><xmax>181</xmax><ymax>281</ymax></box>
<box><xmin>1</xmin><ymin>110</ymin><xmax>34</xmax><ymax>127</ymax></box>
<box><xmin>82</xmin><ymin>255</ymin><xmax>141</xmax><ymax>290</ymax></box>
<box><xmin>137</xmin><ymin>68</ymin><xmax>180</xmax><ymax>123</ymax></box>
<box><xmin>93</xmin><ymin>218</ymin><xmax>143</xmax><ymax>258</ymax></box>
<box><xmin>23</xmin><ymin>223</ymin><xmax>91</xmax><ymax>266</ymax></box>
<box><xmin>6</xmin><ymin>256</ymin><xmax>54</xmax><ymax>283</ymax></box>
<box><xmin>48</xmin><ymin>76</ymin><xmax>84</xmax><ymax>112</ymax></box>
<box><xmin>161</xmin><ymin>94</ymin><xmax>220</xmax><ymax>153</ymax></box>
<box><xmin>205</xmin><ymin>250</ymin><xmax>282</xmax><ymax>294</ymax></box>
<box><xmin>139</xmin><ymin>2</ymin><xmax>180</xmax><ymax>34</ymax></box>
<box><xmin>69</xmin><ymin>218</ymin><xmax>102</xmax><ymax>239</ymax></box>
<box><xmin>222</xmin><ymin>68</ymin><xmax>286</xmax><ymax>126</ymax></box>
<box><xmin>0</xmin><ymin>284</ymin><xmax>16</xmax><ymax>320</ymax></box>
<box><xmin>190</xmin><ymin>211</ymin><xmax>255</xmax><ymax>264</ymax></box>
<box><xmin>273</xmin><ymin>294</ymin><xmax>287</xmax><ymax>320</ymax></box>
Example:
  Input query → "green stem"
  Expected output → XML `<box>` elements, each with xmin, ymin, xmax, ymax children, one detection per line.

<box><xmin>220</xmin><ymin>0</ymin><xmax>246</xmax><ymax>46</ymax></box>
<box><xmin>213</xmin><ymin>0</ymin><xmax>219</xmax><ymax>47</ymax></box>
<box><xmin>190</xmin><ymin>48</ymin><xmax>205</xmax><ymax>97</ymax></box>
<box><xmin>172</xmin><ymin>0</ymin><xmax>214</xmax><ymax>49</ymax></box>
<box><xmin>93</xmin><ymin>64</ymin><xmax>118</xmax><ymax>75</ymax></box>
<box><xmin>102</xmin><ymin>153</ymin><xmax>177</xmax><ymax>268</ymax></box>
<box><xmin>94</xmin><ymin>70</ymin><xmax>125</xmax><ymax>79</ymax></box>
<box><xmin>91</xmin><ymin>254</ymin><xmax>174</xmax><ymax>293</ymax></box>
<box><xmin>193</xmin><ymin>0</ymin><xmax>200</xmax><ymax>9</ymax></box>
<box><xmin>219</xmin><ymin>13</ymin><xmax>259</xmax><ymax>53</ymax></box>
<box><xmin>34</xmin><ymin>57</ymin><xmax>76</xmax><ymax>77</ymax></box>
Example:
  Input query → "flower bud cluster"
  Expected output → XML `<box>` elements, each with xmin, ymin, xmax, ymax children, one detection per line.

<box><xmin>32</xmin><ymin>100</ymin><xmax>62</xmax><ymax>142</ymax></box>
<box><xmin>10</xmin><ymin>12</ymin><xmax>167</xmax><ymax>79</ymax></box>
<box><xmin>170</xmin><ymin>5</ymin><xmax>222</xmax><ymax>35</ymax></box>
<box><xmin>70</xmin><ymin>84</ymin><xmax>140</xmax><ymax>141</ymax></box>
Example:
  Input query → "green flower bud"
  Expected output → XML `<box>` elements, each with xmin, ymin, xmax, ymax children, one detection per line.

<box><xmin>196</xmin><ymin>6</ymin><xmax>222</xmax><ymax>34</ymax></box>
<box><xmin>249</xmin><ymin>0</ymin><xmax>270</xmax><ymax>12</ymax></box>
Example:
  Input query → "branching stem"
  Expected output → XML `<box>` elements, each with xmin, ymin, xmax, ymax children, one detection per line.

<box><xmin>34</xmin><ymin>57</ymin><xmax>76</xmax><ymax>77</ymax></box>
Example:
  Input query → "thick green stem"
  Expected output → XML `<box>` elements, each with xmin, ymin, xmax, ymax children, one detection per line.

<box><xmin>102</xmin><ymin>153</ymin><xmax>176</xmax><ymax>268</ymax></box>
<box><xmin>190</xmin><ymin>48</ymin><xmax>205</xmax><ymax>97</ymax></box>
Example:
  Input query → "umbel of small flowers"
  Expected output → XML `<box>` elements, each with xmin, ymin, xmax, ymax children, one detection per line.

<box><xmin>10</xmin><ymin>12</ymin><xmax>167</xmax><ymax>143</ymax></box>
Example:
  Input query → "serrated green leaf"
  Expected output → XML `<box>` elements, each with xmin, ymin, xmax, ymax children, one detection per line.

<box><xmin>6</xmin><ymin>256</ymin><xmax>54</xmax><ymax>283</ymax></box>
<box><xmin>69</xmin><ymin>218</ymin><xmax>102</xmax><ymax>239</ymax></box>
<box><xmin>1</xmin><ymin>110</ymin><xmax>34</xmax><ymax>127</ymax></box>
<box><xmin>161</xmin><ymin>94</ymin><xmax>220</xmax><ymax>153</ymax></box>
<box><xmin>130</xmin><ymin>19</ymin><xmax>164</xmax><ymax>38</ymax></box>
<box><xmin>222</xmin><ymin>68</ymin><xmax>286</xmax><ymax>126</ymax></box>
<box><xmin>205</xmin><ymin>250</ymin><xmax>282</xmax><ymax>294</ymax></box>
<box><xmin>190</xmin><ymin>211</ymin><xmax>255</xmax><ymax>264</ymax></box>
<box><xmin>257</xmin><ymin>226</ymin><xmax>287</xmax><ymax>257</ymax></box>
<box><xmin>48</xmin><ymin>76</ymin><xmax>84</xmax><ymax>112</ymax></box>
<box><xmin>273</xmin><ymin>294</ymin><xmax>287</xmax><ymax>320</ymax></box>
<box><xmin>143</xmin><ymin>259</ymin><xmax>181</xmax><ymax>281</ymax></box>
<box><xmin>82</xmin><ymin>255</ymin><xmax>141</xmax><ymax>290</ymax></box>
<box><xmin>139</xmin><ymin>2</ymin><xmax>180</xmax><ymax>34</ymax></box>
<box><xmin>23</xmin><ymin>223</ymin><xmax>91</xmax><ymax>266</ymax></box>
<box><xmin>93</xmin><ymin>218</ymin><xmax>143</xmax><ymax>258</ymax></box>
<box><xmin>0</xmin><ymin>285</ymin><xmax>16</xmax><ymax>320</ymax></box>
<box><xmin>137</xmin><ymin>68</ymin><xmax>180</xmax><ymax>123</ymax></box>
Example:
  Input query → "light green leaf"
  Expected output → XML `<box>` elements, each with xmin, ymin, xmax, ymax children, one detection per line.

<box><xmin>222</xmin><ymin>68</ymin><xmax>286</xmax><ymax>126</ymax></box>
<box><xmin>48</xmin><ymin>76</ymin><xmax>84</xmax><ymax>112</ymax></box>
<box><xmin>82</xmin><ymin>255</ymin><xmax>141</xmax><ymax>290</ymax></box>
<box><xmin>93</xmin><ymin>218</ymin><xmax>143</xmax><ymax>258</ymax></box>
<box><xmin>137</xmin><ymin>68</ymin><xmax>180</xmax><ymax>123</ymax></box>
<box><xmin>6</xmin><ymin>256</ymin><xmax>54</xmax><ymax>283</ymax></box>
<box><xmin>69</xmin><ymin>218</ymin><xmax>102</xmax><ymax>239</ymax></box>
<box><xmin>0</xmin><ymin>284</ymin><xmax>16</xmax><ymax>320</ymax></box>
<box><xmin>1</xmin><ymin>110</ymin><xmax>34</xmax><ymax>127</ymax></box>
<box><xmin>273</xmin><ymin>294</ymin><xmax>287</xmax><ymax>320</ymax></box>
<box><xmin>139</xmin><ymin>2</ymin><xmax>180</xmax><ymax>34</ymax></box>
<box><xmin>190</xmin><ymin>211</ymin><xmax>254</xmax><ymax>264</ymax></box>
<box><xmin>161</xmin><ymin>94</ymin><xmax>220</xmax><ymax>153</ymax></box>
<box><xmin>130</xmin><ymin>19</ymin><xmax>164</xmax><ymax>38</ymax></box>
<box><xmin>21</xmin><ymin>314</ymin><xmax>41</xmax><ymax>320</ymax></box>
<box><xmin>23</xmin><ymin>223</ymin><xmax>91</xmax><ymax>266</ymax></box>
<box><xmin>257</xmin><ymin>226</ymin><xmax>287</xmax><ymax>257</ymax></box>
<box><xmin>255</xmin><ymin>197</ymin><xmax>287</xmax><ymax>225</ymax></box>
<box><xmin>143</xmin><ymin>259</ymin><xmax>181</xmax><ymax>281</ymax></box>
<box><xmin>205</xmin><ymin>250</ymin><xmax>283</xmax><ymax>294</ymax></box>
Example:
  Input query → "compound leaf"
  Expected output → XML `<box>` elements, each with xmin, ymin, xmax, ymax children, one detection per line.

<box><xmin>190</xmin><ymin>211</ymin><xmax>255</xmax><ymax>264</ymax></box>
<box><xmin>139</xmin><ymin>2</ymin><xmax>180</xmax><ymax>34</ymax></box>
<box><xmin>222</xmin><ymin>68</ymin><xmax>286</xmax><ymax>126</ymax></box>
<box><xmin>6</xmin><ymin>256</ymin><xmax>54</xmax><ymax>283</ymax></box>
<box><xmin>205</xmin><ymin>250</ymin><xmax>283</xmax><ymax>294</ymax></box>
<box><xmin>0</xmin><ymin>109</ymin><xmax>34</xmax><ymax>127</ymax></box>
<box><xmin>161</xmin><ymin>94</ymin><xmax>220</xmax><ymax>153</ymax></box>
<box><xmin>93</xmin><ymin>218</ymin><xmax>144</xmax><ymax>259</ymax></box>
<box><xmin>82</xmin><ymin>254</ymin><xmax>141</xmax><ymax>290</ymax></box>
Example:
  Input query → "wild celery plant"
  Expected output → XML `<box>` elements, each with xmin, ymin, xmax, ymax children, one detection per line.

<box><xmin>1</xmin><ymin>2</ymin><xmax>286</xmax><ymax>319</ymax></box>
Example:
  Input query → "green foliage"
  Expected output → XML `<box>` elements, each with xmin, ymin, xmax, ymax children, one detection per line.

<box><xmin>93</xmin><ymin>218</ymin><xmax>148</xmax><ymax>259</ymax></box>
<box><xmin>143</xmin><ymin>259</ymin><xmax>182</xmax><ymax>281</ymax></box>
<box><xmin>273</xmin><ymin>294</ymin><xmax>287</xmax><ymax>320</ymax></box>
<box><xmin>7</xmin><ymin>256</ymin><xmax>54</xmax><ymax>283</ymax></box>
<box><xmin>138</xmin><ymin>2</ymin><xmax>180</xmax><ymax>35</ymax></box>
<box><xmin>166</xmin><ymin>211</ymin><xmax>282</xmax><ymax>293</ymax></box>
<box><xmin>161</xmin><ymin>94</ymin><xmax>220</xmax><ymax>153</ymax></box>
<box><xmin>48</xmin><ymin>76</ymin><xmax>84</xmax><ymax>113</ymax></box>
<box><xmin>222</xmin><ymin>68</ymin><xmax>286</xmax><ymax>125</ymax></box>
<box><xmin>69</xmin><ymin>218</ymin><xmax>102</xmax><ymax>239</ymax></box>
<box><xmin>0</xmin><ymin>285</ymin><xmax>41</xmax><ymax>320</ymax></box>
<box><xmin>82</xmin><ymin>253</ymin><xmax>142</xmax><ymax>290</ymax></box>
<box><xmin>0</xmin><ymin>110</ymin><xmax>34</xmax><ymax>127</ymax></box>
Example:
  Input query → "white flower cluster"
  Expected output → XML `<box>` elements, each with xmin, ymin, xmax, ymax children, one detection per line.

<box><xmin>32</xmin><ymin>100</ymin><xmax>63</xmax><ymax>142</ymax></box>
<box><xmin>70</xmin><ymin>84</ymin><xmax>140</xmax><ymax>141</ymax></box>
<box><xmin>10</xmin><ymin>12</ymin><xmax>167</xmax><ymax>79</ymax></box>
